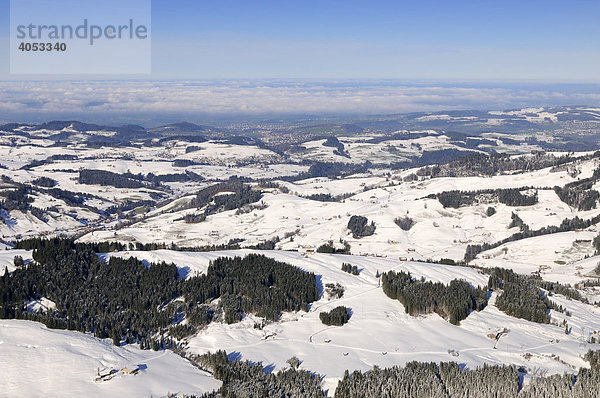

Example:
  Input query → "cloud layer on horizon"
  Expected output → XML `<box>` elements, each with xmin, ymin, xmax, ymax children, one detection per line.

<box><xmin>1</xmin><ymin>80</ymin><xmax>600</xmax><ymax>125</ymax></box>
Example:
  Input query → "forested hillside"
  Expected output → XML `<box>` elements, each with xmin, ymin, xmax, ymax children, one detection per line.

<box><xmin>0</xmin><ymin>240</ymin><xmax>318</xmax><ymax>346</ymax></box>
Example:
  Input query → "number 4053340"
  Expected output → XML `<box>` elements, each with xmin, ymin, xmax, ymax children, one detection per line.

<box><xmin>18</xmin><ymin>42</ymin><xmax>67</xmax><ymax>52</ymax></box>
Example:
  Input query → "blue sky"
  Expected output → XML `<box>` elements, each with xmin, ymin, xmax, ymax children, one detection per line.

<box><xmin>1</xmin><ymin>0</ymin><xmax>599</xmax><ymax>80</ymax></box>
<box><xmin>0</xmin><ymin>1</ymin><xmax>599</xmax><ymax>122</ymax></box>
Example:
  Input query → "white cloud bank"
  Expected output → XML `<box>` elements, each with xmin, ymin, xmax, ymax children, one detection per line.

<box><xmin>0</xmin><ymin>80</ymin><xmax>599</xmax><ymax>124</ymax></box>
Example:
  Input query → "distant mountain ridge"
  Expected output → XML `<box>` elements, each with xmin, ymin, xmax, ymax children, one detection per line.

<box><xmin>2</xmin><ymin>105</ymin><xmax>600</xmax><ymax>154</ymax></box>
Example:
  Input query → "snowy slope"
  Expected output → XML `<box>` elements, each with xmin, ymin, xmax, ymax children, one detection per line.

<box><xmin>0</xmin><ymin>249</ymin><xmax>32</xmax><ymax>274</ymax></box>
<box><xmin>102</xmin><ymin>249</ymin><xmax>600</xmax><ymax>395</ymax></box>
<box><xmin>80</xmin><ymin>158</ymin><xmax>598</xmax><ymax>268</ymax></box>
<box><xmin>0</xmin><ymin>320</ymin><xmax>221</xmax><ymax>397</ymax></box>
<box><xmin>472</xmin><ymin>231</ymin><xmax>598</xmax><ymax>284</ymax></box>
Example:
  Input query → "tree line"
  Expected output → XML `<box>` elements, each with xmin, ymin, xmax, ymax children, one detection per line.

<box><xmin>418</xmin><ymin>151</ymin><xmax>599</xmax><ymax>179</ymax></box>
<box><xmin>341</xmin><ymin>263</ymin><xmax>360</xmax><ymax>275</ymax></box>
<box><xmin>335</xmin><ymin>355</ymin><xmax>600</xmax><ymax>398</ymax></box>
<box><xmin>187</xmin><ymin>350</ymin><xmax>326</xmax><ymax>397</ymax></box>
<box><xmin>433</xmin><ymin>187</ymin><xmax>539</xmax><ymax>209</ymax></box>
<box><xmin>78</xmin><ymin>169</ymin><xmax>146</xmax><ymax>189</ymax></box>
<box><xmin>465</xmin><ymin>213</ymin><xmax>600</xmax><ymax>262</ymax></box>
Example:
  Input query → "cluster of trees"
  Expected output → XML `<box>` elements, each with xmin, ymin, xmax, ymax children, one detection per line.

<box><xmin>245</xmin><ymin>236</ymin><xmax>280</xmax><ymax>251</ymax></box>
<box><xmin>234</xmin><ymin>201</ymin><xmax>268</xmax><ymax>215</ymax></box>
<box><xmin>586</xmin><ymin>349</ymin><xmax>600</xmax><ymax>368</ymax></box>
<box><xmin>19</xmin><ymin>159</ymin><xmax>48</xmax><ymax>171</ymax></box>
<box><xmin>0</xmin><ymin>182</ymin><xmax>57</xmax><ymax>223</ymax></box>
<box><xmin>335</xmin><ymin>349</ymin><xmax>600</xmax><ymax>397</ymax></box>
<box><xmin>382</xmin><ymin>270</ymin><xmax>488</xmax><ymax>325</ymax></box>
<box><xmin>341</xmin><ymin>263</ymin><xmax>360</xmax><ymax>275</ymax></box>
<box><xmin>302</xmin><ymin>193</ymin><xmax>335</xmax><ymax>202</ymax></box>
<box><xmin>78</xmin><ymin>169</ymin><xmax>145</xmax><ymax>189</ymax></box>
<box><xmin>558</xmin><ymin>164</ymin><xmax>600</xmax><ymax>205</ymax></box>
<box><xmin>488</xmin><ymin>268</ymin><xmax>554</xmax><ymax>324</ymax></box>
<box><xmin>299</xmin><ymin>193</ymin><xmax>351</xmax><ymax>202</ymax></box>
<box><xmin>13</xmin><ymin>237</ymin><xmax>246</xmax><ymax>255</ymax></box>
<box><xmin>31</xmin><ymin>176</ymin><xmax>57</xmax><ymax>187</ymax></box>
<box><xmin>435</xmin><ymin>191</ymin><xmax>476</xmax><ymax>209</ymax></box>
<box><xmin>434</xmin><ymin>188</ymin><xmax>538</xmax><ymax>209</ymax></box>
<box><xmin>306</xmin><ymin>161</ymin><xmax>371</xmax><ymax>179</ymax></box>
<box><xmin>188</xmin><ymin>350</ymin><xmax>326</xmax><ymax>397</ymax></box>
<box><xmin>394</xmin><ymin>216</ymin><xmax>415</xmax><ymax>231</ymax></box>
<box><xmin>182</xmin><ymin>213</ymin><xmax>206</xmax><ymax>224</ymax></box>
<box><xmin>593</xmin><ymin>234</ymin><xmax>600</xmax><ymax>256</ymax></box>
<box><xmin>188</xmin><ymin>181</ymin><xmax>262</xmax><ymax>217</ymax></box>
<box><xmin>520</xmin><ymin>350</ymin><xmax>600</xmax><ymax>398</ymax></box>
<box><xmin>42</xmin><ymin>187</ymin><xmax>87</xmax><ymax>207</ymax></box>
<box><xmin>554</xmin><ymin>179</ymin><xmax>600</xmax><ymax>211</ymax></box>
<box><xmin>146</xmin><ymin>171</ymin><xmax>204</xmax><ymax>184</ymax></box>
<box><xmin>14</xmin><ymin>237</ymin><xmax>131</xmax><ymax>253</ymax></box>
<box><xmin>508</xmin><ymin>212</ymin><xmax>528</xmax><ymax>231</ymax></box>
<box><xmin>498</xmin><ymin>189</ymin><xmax>538</xmax><ymax>207</ymax></box>
<box><xmin>319</xmin><ymin>306</ymin><xmax>350</xmax><ymax>326</ymax></box>
<box><xmin>348</xmin><ymin>215</ymin><xmax>376</xmax><ymax>238</ymax></box>
<box><xmin>104</xmin><ymin>199</ymin><xmax>156</xmax><ymax>217</ymax></box>
<box><xmin>316</xmin><ymin>240</ymin><xmax>351</xmax><ymax>254</ymax></box>
<box><xmin>336</xmin><ymin>362</ymin><xmax>520</xmax><ymax>398</ymax></box>
<box><xmin>1</xmin><ymin>240</ymin><xmax>319</xmax><ymax>346</ymax></box>
<box><xmin>324</xmin><ymin>283</ymin><xmax>344</xmax><ymax>299</ymax></box>
<box><xmin>0</xmin><ymin>240</ymin><xmax>180</xmax><ymax>344</ymax></box>
<box><xmin>183</xmin><ymin>254</ymin><xmax>319</xmax><ymax>323</ymax></box>
<box><xmin>0</xmin><ymin>185</ymin><xmax>34</xmax><ymax>211</ymax></box>
<box><xmin>173</xmin><ymin>158</ymin><xmax>199</xmax><ymax>167</ymax></box>
<box><xmin>283</xmin><ymin>161</ymin><xmax>372</xmax><ymax>181</ymax></box>
<box><xmin>13</xmin><ymin>255</ymin><xmax>24</xmax><ymax>268</ymax></box>
<box><xmin>322</xmin><ymin>136</ymin><xmax>345</xmax><ymax>151</ymax></box>
<box><xmin>322</xmin><ymin>136</ymin><xmax>349</xmax><ymax>158</ymax></box>
<box><xmin>334</xmin><ymin>357</ymin><xmax>600</xmax><ymax>398</ymax></box>
<box><xmin>533</xmin><ymin>277</ymin><xmax>586</xmax><ymax>303</ymax></box>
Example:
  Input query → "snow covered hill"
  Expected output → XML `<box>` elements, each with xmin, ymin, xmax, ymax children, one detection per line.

<box><xmin>3</xmin><ymin>112</ymin><xmax>600</xmax><ymax>396</ymax></box>
<box><xmin>100</xmin><ymin>249</ymin><xmax>600</xmax><ymax>395</ymax></box>
<box><xmin>0</xmin><ymin>319</ymin><xmax>220</xmax><ymax>397</ymax></box>
<box><xmin>78</xmin><ymin>154</ymin><xmax>600</xmax><ymax>281</ymax></box>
